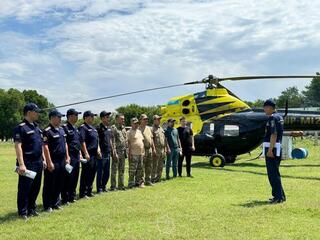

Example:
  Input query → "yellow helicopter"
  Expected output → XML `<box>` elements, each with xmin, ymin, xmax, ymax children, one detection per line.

<box><xmin>48</xmin><ymin>75</ymin><xmax>320</xmax><ymax>167</ymax></box>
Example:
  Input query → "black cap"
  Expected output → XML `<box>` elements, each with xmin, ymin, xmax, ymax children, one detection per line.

<box><xmin>100</xmin><ymin>111</ymin><xmax>111</xmax><ymax>118</ymax></box>
<box><xmin>263</xmin><ymin>99</ymin><xmax>276</xmax><ymax>108</ymax></box>
<box><xmin>23</xmin><ymin>103</ymin><xmax>41</xmax><ymax>114</ymax></box>
<box><xmin>49</xmin><ymin>109</ymin><xmax>65</xmax><ymax>118</ymax></box>
<box><xmin>66</xmin><ymin>108</ymin><xmax>82</xmax><ymax>116</ymax></box>
<box><xmin>83</xmin><ymin>110</ymin><xmax>97</xmax><ymax>118</ymax></box>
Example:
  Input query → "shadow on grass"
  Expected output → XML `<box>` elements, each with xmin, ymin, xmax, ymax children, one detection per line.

<box><xmin>216</xmin><ymin>168</ymin><xmax>320</xmax><ymax>181</ymax></box>
<box><xmin>236</xmin><ymin>200</ymin><xmax>271</xmax><ymax>208</ymax></box>
<box><xmin>0</xmin><ymin>211</ymin><xmax>20</xmax><ymax>224</ymax></box>
<box><xmin>192</xmin><ymin>162</ymin><xmax>320</xmax><ymax>181</ymax></box>
<box><xmin>233</xmin><ymin>162</ymin><xmax>320</xmax><ymax>168</ymax></box>
<box><xmin>0</xmin><ymin>204</ymin><xmax>45</xmax><ymax>224</ymax></box>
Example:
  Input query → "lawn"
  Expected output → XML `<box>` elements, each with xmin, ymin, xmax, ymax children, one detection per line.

<box><xmin>0</xmin><ymin>139</ymin><xmax>319</xmax><ymax>240</ymax></box>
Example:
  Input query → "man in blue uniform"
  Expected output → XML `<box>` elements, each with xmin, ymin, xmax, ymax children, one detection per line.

<box><xmin>13</xmin><ymin>103</ymin><xmax>45</xmax><ymax>220</ymax></box>
<box><xmin>79</xmin><ymin>110</ymin><xmax>101</xmax><ymax>198</ymax></box>
<box><xmin>42</xmin><ymin>109</ymin><xmax>70</xmax><ymax>212</ymax></box>
<box><xmin>96</xmin><ymin>111</ymin><xmax>113</xmax><ymax>193</ymax></box>
<box><xmin>61</xmin><ymin>108</ymin><xmax>82</xmax><ymax>204</ymax></box>
<box><xmin>263</xmin><ymin>99</ymin><xmax>286</xmax><ymax>204</ymax></box>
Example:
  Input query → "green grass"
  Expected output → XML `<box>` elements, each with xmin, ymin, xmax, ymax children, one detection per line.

<box><xmin>0</xmin><ymin>139</ymin><xmax>319</xmax><ymax>240</ymax></box>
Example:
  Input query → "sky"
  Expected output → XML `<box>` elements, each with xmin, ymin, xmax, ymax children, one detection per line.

<box><xmin>0</xmin><ymin>0</ymin><xmax>319</xmax><ymax>114</ymax></box>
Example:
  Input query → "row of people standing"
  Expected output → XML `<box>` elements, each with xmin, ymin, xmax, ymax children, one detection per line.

<box><xmin>14</xmin><ymin>103</ymin><xmax>195</xmax><ymax>220</ymax></box>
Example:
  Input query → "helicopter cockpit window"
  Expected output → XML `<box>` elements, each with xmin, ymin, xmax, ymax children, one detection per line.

<box><xmin>194</xmin><ymin>91</ymin><xmax>206</xmax><ymax>99</ymax></box>
<box><xmin>203</xmin><ymin>123</ymin><xmax>214</xmax><ymax>135</ymax></box>
<box><xmin>223</xmin><ymin>125</ymin><xmax>239</xmax><ymax>137</ymax></box>
<box><xmin>167</xmin><ymin>100</ymin><xmax>180</xmax><ymax>105</ymax></box>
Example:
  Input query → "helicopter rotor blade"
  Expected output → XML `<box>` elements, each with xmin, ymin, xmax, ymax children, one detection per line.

<box><xmin>184</xmin><ymin>75</ymin><xmax>318</xmax><ymax>85</ymax></box>
<box><xmin>218</xmin><ymin>75</ymin><xmax>318</xmax><ymax>81</ymax></box>
<box><xmin>41</xmin><ymin>83</ymin><xmax>185</xmax><ymax>111</ymax></box>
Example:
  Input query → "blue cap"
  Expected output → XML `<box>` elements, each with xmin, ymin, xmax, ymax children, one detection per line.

<box><xmin>263</xmin><ymin>99</ymin><xmax>276</xmax><ymax>108</ymax></box>
<box><xmin>66</xmin><ymin>108</ymin><xmax>82</xmax><ymax>116</ymax></box>
<box><xmin>83</xmin><ymin>110</ymin><xmax>97</xmax><ymax>118</ymax></box>
<box><xmin>49</xmin><ymin>109</ymin><xmax>65</xmax><ymax>118</ymax></box>
<box><xmin>23</xmin><ymin>103</ymin><xmax>41</xmax><ymax>114</ymax></box>
<box><xmin>100</xmin><ymin>111</ymin><xmax>111</xmax><ymax>118</ymax></box>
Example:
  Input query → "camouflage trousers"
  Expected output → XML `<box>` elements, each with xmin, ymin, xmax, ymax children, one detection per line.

<box><xmin>143</xmin><ymin>148</ymin><xmax>153</xmax><ymax>184</ymax></box>
<box><xmin>151</xmin><ymin>149</ymin><xmax>166</xmax><ymax>182</ymax></box>
<box><xmin>111</xmin><ymin>150</ymin><xmax>126</xmax><ymax>189</ymax></box>
<box><xmin>128</xmin><ymin>155</ymin><xmax>144</xmax><ymax>188</ymax></box>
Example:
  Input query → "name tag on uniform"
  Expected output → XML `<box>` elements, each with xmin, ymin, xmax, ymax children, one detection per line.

<box><xmin>88</xmin><ymin>129</ymin><xmax>93</xmax><ymax>132</ymax></box>
<box><xmin>26</xmin><ymin>130</ymin><xmax>35</xmax><ymax>134</ymax></box>
<box><xmin>53</xmin><ymin>134</ymin><xmax>60</xmax><ymax>138</ymax></box>
<box><xmin>68</xmin><ymin>130</ymin><xmax>74</xmax><ymax>133</ymax></box>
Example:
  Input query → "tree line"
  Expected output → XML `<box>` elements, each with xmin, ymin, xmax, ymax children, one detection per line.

<box><xmin>245</xmin><ymin>74</ymin><xmax>320</xmax><ymax>108</ymax></box>
<box><xmin>1</xmin><ymin>75</ymin><xmax>319</xmax><ymax>140</ymax></box>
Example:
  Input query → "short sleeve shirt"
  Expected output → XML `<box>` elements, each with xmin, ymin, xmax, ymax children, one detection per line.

<box><xmin>43</xmin><ymin>124</ymin><xmax>67</xmax><ymax>161</ymax></box>
<box><xmin>165</xmin><ymin>127</ymin><xmax>179</xmax><ymax>149</ymax></box>
<box><xmin>127</xmin><ymin>129</ymin><xmax>145</xmax><ymax>155</ymax></box>
<box><xmin>13</xmin><ymin>119</ymin><xmax>43</xmax><ymax>162</ymax></box>
<box><xmin>264</xmin><ymin>112</ymin><xmax>284</xmax><ymax>143</ymax></box>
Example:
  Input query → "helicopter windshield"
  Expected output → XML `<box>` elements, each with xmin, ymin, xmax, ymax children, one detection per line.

<box><xmin>167</xmin><ymin>100</ymin><xmax>180</xmax><ymax>105</ymax></box>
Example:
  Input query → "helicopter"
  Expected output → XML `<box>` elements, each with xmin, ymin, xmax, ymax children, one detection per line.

<box><xmin>47</xmin><ymin>74</ymin><xmax>320</xmax><ymax>167</ymax></box>
<box><xmin>160</xmin><ymin>75</ymin><xmax>320</xmax><ymax>167</ymax></box>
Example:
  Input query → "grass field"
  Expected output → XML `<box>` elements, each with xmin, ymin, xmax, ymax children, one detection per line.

<box><xmin>0</xmin><ymin>139</ymin><xmax>319</xmax><ymax>240</ymax></box>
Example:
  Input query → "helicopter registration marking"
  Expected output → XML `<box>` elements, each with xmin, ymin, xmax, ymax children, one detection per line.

<box><xmin>284</xmin><ymin>117</ymin><xmax>320</xmax><ymax>125</ymax></box>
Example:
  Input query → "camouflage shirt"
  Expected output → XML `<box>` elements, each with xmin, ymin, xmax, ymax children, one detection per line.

<box><xmin>152</xmin><ymin>125</ymin><xmax>166</xmax><ymax>150</ymax></box>
<box><xmin>111</xmin><ymin>124</ymin><xmax>127</xmax><ymax>152</ymax></box>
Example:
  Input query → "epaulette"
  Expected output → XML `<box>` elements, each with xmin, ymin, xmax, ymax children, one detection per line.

<box><xmin>45</xmin><ymin>126</ymin><xmax>51</xmax><ymax>131</ymax></box>
<box><xmin>19</xmin><ymin>122</ymin><xmax>26</xmax><ymax>126</ymax></box>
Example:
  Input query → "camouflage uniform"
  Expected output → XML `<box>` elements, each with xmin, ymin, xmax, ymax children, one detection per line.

<box><xmin>111</xmin><ymin>123</ymin><xmax>127</xmax><ymax>189</ymax></box>
<box><xmin>152</xmin><ymin>125</ymin><xmax>166</xmax><ymax>182</ymax></box>
<box><xmin>128</xmin><ymin>155</ymin><xmax>144</xmax><ymax>188</ymax></box>
<box><xmin>139</xmin><ymin>125</ymin><xmax>154</xmax><ymax>185</ymax></box>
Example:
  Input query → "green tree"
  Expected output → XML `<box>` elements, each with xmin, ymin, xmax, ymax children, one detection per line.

<box><xmin>276</xmin><ymin>86</ymin><xmax>304</xmax><ymax>108</ymax></box>
<box><xmin>0</xmin><ymin>88</ymin><xmax>25</xmax><ymax>140</ymax></box>
<box><xmin>302</xmin><ymin>74</ymin><xmax>320</xmax><ymax>107</ymax></box>
<box><xmin>115</xmin><ymin>104</ymin><xmax>161</xmax><ymax>126</ymax></box>
<box><xmin>22</xmin><ymin>90</ymin><xmax>55</xmax><ymax>128</ymax></box>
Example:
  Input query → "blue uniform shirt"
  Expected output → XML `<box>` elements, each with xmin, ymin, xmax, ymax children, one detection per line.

<box><xmin>97</xmin><ymin>123</ymin><xmax>112</xmax><ymax>153</ymax></box>
<box><xmin>13</xmin><ymin>119</ymin><xmax>43</xmax><ymax>162</ymax></box>
<box><xmin>79</xmin><ymin>123</ymin><xmax>99</xmax><ymax>153</ymax></box>
<box><xmin>264</xmin><ymin>112</ymin><xmax>284</xmax><ymax>143</ymax></box>
<box><xmin>43</xmin><ymin>124</ymin><xmax>67</xmax><ymax>162</ymax></box>
<box><xmin>62</xmin><ymin>121</ymin><xmax>81</xmax><ymax>153</ymax></box>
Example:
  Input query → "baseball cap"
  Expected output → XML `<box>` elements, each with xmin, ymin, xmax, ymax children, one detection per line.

<box><xmin>131</xmin><ymin>117</ymin><xmax>139</xmax><ymax>123</ymax></box>
<box><xmin>153</xmin><ymin>115</ymin><xmax>162</xmax><ymax>120</ymax></box>
<box><xmin>100</xmin><ymin>111</ymin><xmax>112</xmax><ymax>118</ymax></box>
<box><xmin>23</xmin><ymin>103</ymin><xmax>41</xmax><ymax>114</ymax></box>
<box><xmin>66</xmin><ymin>108</ymin><xmax>82</xmax><ymax>116</ymax></box>
<box><xmin>167</xmin><ymin>118</ymin><xmax>176</xmax><ymax>123</ymax></box>
<box><xmin>140</xmin><ymin>114</ymin><xmax>148</xmax><ymax>120</ymax></box>
<box><xmin>263</xmin><ymin>99</ymin><xmax>276</xmax><ymax>108</ymax></box>
<box><xmin>83</xmin><ymin>110</ymin><xmax>97</xmax><ymax>118</ymax></box>
<box><xmin>49</xmin><ymin>109</ymin><xmax>65</xmax><ymax>118</ymax></box>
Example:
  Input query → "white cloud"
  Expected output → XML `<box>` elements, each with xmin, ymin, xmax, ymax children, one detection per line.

<box><xmin>0</xmin><ymin>0</ymin><xmax>319</xmax><ymax>113</ymax></box>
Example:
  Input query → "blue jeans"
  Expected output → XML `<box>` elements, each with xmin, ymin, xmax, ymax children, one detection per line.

<box><xmin>166</xmin><ymin>148</ymin><xmax>179</xmax><ymax>178</ymax></box>
<box><xmin>96</xmin><ymin>153</ymin><xmax>111</xmax><ymax>191</ymax></box>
